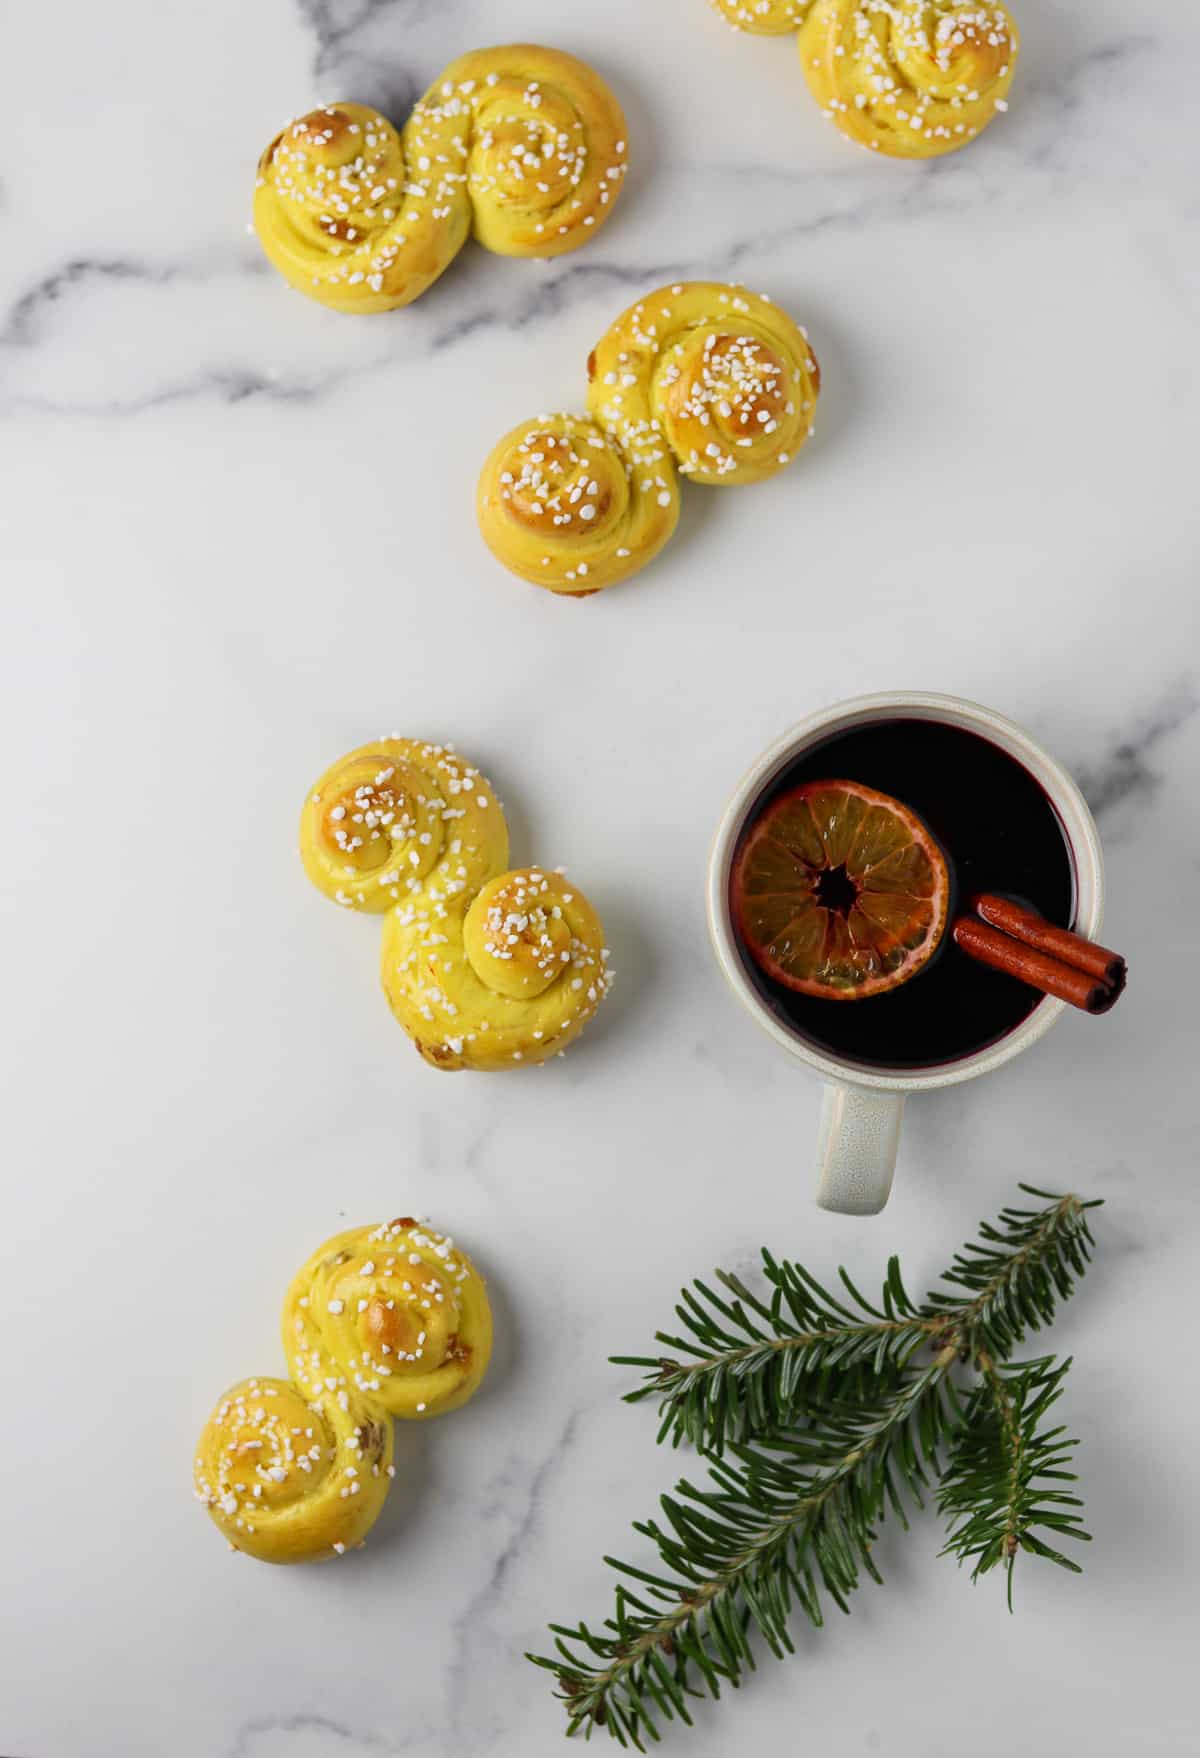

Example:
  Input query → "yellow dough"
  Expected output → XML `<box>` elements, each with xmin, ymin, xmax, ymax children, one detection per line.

<box><xmin>799</xmin><ymin>2</ymin><xmax>1018</xmax><ymax>157</ymax></box>
<box><xmin>709</xmin><ymin>2</ymin><xmax>1019</xmax><ymax>160</ymax></box>
<box><xmin>477</xmin><ymin>281</ymin><xmax>820</xmax><ymax>596</ymax></box>
<box><xmin>384</xmin><ymin>865</ymin><xmax>609</xmax><ymax>1070</ymax></box>
<box><xmin>253</xmin><ymin>45</ymin><xmax>628</xmax><ymax>312</ymax></box>
<box><xmin>711</xmin><ymin>0</ymin><xmax>810</xmax><ymax>31</ymax></box>
<box><xmin>301</xmin><ymin>740</ymin><xmax>613</xmax><ymax>1069</ymax></box>
<box><xmin>300</xmin><ymin>737</ymin><xmax>509</xmax><ymax>914</ymax></box>
<box><xmin>194</xmin><ymin>1219</ymin><xmax>491</xmax><ymax>1563</ymax></box>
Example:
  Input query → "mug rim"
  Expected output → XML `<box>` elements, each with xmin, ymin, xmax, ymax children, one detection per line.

<box><xmin>706</xmin><ymin>691</ymin><xmax>1105</xmax><ymax>1093</ymax></box>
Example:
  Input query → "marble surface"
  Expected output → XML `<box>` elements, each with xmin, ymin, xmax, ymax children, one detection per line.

<box><xmin>3</xmin><ymin>1</ymin><xmax>1199</xmax><ymax>1753</ymax></box>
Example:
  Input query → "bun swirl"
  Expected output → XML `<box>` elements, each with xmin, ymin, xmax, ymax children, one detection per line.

<box><xmin>383</xmin><ymin>865</ymin><xmax>609</xmax><ymax>1070</ymax></box>
<box><xmin>300</xmin><ymin>739</ymin><xmax>508</xmax><ymax>914</ymax></box>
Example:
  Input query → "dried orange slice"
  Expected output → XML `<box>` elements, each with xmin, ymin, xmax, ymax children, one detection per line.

<box><xmin>733</xmin><ymin>780</ymin><xmax>950</xmax><ymax>1000</ymax></box>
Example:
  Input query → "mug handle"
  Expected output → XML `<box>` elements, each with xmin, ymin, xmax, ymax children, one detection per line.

<box><xmin>815</xmin><ymin>1084</ymin><xmax>906</xmax><ymax>1216</ymax></box>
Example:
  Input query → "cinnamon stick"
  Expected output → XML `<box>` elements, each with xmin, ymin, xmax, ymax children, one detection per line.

<box><xmin>974</xmin><ymin>894</ymin><xmax>1127</xmax><ymax>991</ymax></box>
<box><xmin>952</xmin><ymin>919</ymin><xmax>1113</xmax><ymax>1013</ymax></box>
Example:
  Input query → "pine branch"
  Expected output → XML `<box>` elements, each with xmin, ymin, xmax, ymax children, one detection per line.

<box><xmin>613</xmin><ymin>1252</ymin><xmax>930</xmax><ymax>1453</ymax></box>
<box><xmin>536</xmin><ymin>1187</ymin><xmax>1103</xmax><ymax>1745</ymax></box>
<box><xmin>531</xmin><ymin>1346</ymin><xmax>962</xmax><ymax>1749</ymax></box>
<box><xmin>938</xmin><ymin>1352</ymin><xmax>1091</xmax><ymax>1608</ymax></box>
<box><xmin>926</xmin><ymin>1185</ymin><xmax>1101</xmax><ymax>1359</ymax></box>
<box><xmin>615</xmin><ymin>1186</ymin><xmax>1099</xmax><ymax>1456</ymax></box>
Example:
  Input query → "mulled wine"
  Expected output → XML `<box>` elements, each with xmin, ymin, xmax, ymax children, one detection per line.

<box><xmin>730</xmin><ymin>717</ymin><xmax>1077</xmax><ymax>1071</ymax></box>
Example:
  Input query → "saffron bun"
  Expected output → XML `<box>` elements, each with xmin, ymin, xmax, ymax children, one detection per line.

<box><xmin>709</xmin><ymin>1</ymin><xmax>1019</xmax><ymax>160</ymax></box>
<box><xmin>194</xmin><ymin>1218</ymin><xmax>490</xmax><ymax>1563</ymax></box>
<box><xmin>301</xmin><ymin>740</ymin><xmax>613</xmax><ymax>1069</ymax></box>
<box><xmin>478</xmin><ymin>282</ymin><xmax>820</xmax><ymax>596</ymax></box>
<box><xmin>253</xmin><ymin>46</ymin><xmax>628</xmax><ymax>312</ymax></box>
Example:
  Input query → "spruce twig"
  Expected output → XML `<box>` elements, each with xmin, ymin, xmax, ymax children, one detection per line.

<box><xmin>530</xmin><ymin>1186</ymin><xmax>1102</xmax><ymax>1747</ymax></box>
<box><xmin>613</xmin><ymin>1252</ymin><xmax>930</xmax><ymax>1453</ymax></box>
<box><xmin>938</xmin><ymin>1352</ymin><xmax>1090</xmax><ymax>1608</ymax></box>
<box><xmin>617</xmin><ymin>1186</ymin><xmax>1098</xmax><ymax>1454</ymax></box>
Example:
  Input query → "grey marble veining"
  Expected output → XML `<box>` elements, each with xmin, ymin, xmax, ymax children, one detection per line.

<box><xmin>3</xmin><ymin>1</ymin><xmax>1200</xmax><ymax>1756</ymax></box>
<box><xmin>1074</xmin><ymin>680</ymin><xmax>1198</xmax><ymax>823</ymax></box>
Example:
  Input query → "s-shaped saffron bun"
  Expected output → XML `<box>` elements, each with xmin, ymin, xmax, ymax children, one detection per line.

<box><xmin>798</xmin><ymin>1</ymin><xmax>1018</xmax><ymax>157</ymax></box>
<box><xmin>194</xmin><ymin>1219</ymin><xmax>490</xmax><ymax>1563</ymax></box>
<box><xmin>253</xmin><ymin>45</ymin><xmax>628</xmax><ymax>313</ymax></box>
<box><xmin>708</xmin><ymin>2</ymin><xmax>1018</xmax><ymax>160</ymax></box>
<box><xmin>301</xmin><ymin>742</ymin><xmax>613</xmax><ymax>1069</ymax></box>
<box><xmin>477</xmin><ymin>282</ymin><xmax>820</xmax><ymax>596</ymax></box>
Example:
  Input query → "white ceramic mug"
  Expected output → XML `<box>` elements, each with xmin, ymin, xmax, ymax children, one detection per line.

<box><xmin>706</xmin><ymin>692</ymin><xmax>1105</xmax><ymax>1216</ymax></box>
